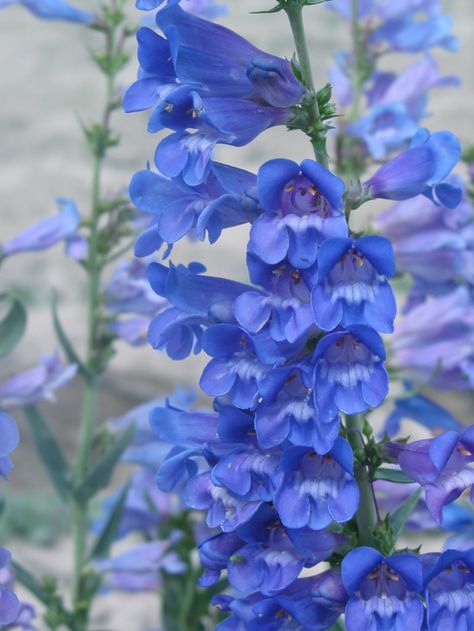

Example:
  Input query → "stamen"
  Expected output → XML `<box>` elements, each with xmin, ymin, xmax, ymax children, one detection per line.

<box><xmin>164</xmin><ymin>102</ymin><xmax>173</xmax><ymax>113</ymax></box>
<box><xmin>284</xmin><ymin>183</ymin><xmax>294</xmax><ymax>192</ymax></box>
<box><xmin>387</xmin><ymin>568</ymin><xmax>399</xmax><ymax>581</ymax></box>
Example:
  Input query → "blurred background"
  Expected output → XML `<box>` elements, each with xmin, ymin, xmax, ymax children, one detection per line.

<box><xmin>0</xmin><ymin>0</ymin><xmax>472</xmax><ymax>628</ymax></box>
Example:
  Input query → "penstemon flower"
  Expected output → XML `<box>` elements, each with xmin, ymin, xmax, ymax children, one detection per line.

<box><xmin>123</xmin><ymin>0</ymin><xmax>474</xmax><ymax>628</ymax></box>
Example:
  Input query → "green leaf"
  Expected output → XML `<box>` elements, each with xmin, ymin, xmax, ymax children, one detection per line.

<box><xmin>0</xmin><ymin>293</ymin><xmax>27</xmax><ymax>358</ymax></box>
<box><xmin>250</xmin><ymin>4</ymin><xmax>283</xmax><ymax>12</ymax></box>
<box><xmin>90</xmin><ymin>482</ymin><xmax>129</xmax><ymax>559</ymax></box>
<box><xmin>12</xmin><ymin>561</ymin><xmax>49</xmax><ymax>606</ymax></box>
<box><xmin>23</xmin><ymin>405</ymin><xmax>74</xmax><ymax>500</ymax></box>
<box><xmin>51</xmin><ymin>290</ymin><xmax>91</xmax><ymax>380</ymax></box>
<box><xmin>74</xmin><ymin>426</ymin><xmax>133</xmax><ymax>504</ymax></box>
<box><xmin>373</xmin><ymin>468</ymin><xmax>413</xmax><ymax>484</ymax></box>
<box><xmin>391</xmin><ymin>488</ymin><xmax>422</xmax><ymax>540</ymax></box>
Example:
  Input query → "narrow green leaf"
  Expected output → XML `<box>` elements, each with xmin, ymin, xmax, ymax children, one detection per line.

<box><xmin>391</xmin><ymin>488</ymin><xmax>423</xmax><ymax>540</ymax></box>
<box><xmin>90</xmin><ymin>482</ymin><xmax>129</xmax><ymax>559</ymax></box>
<box><xmin>74</xmin><ymin>427</ymin><xmax>133</xmax><ymax>504</ymax></box>
<box><xmin>251</xmin><ymin>5</ymin><xmax>283</xmax><ymax>13</ymax></box>
<box><xmin>0</xmin><ymin>293</ymin><xmax>27</xmax><ymax>358</ymax></box>
<box><xmin>373</xmin><ymin>468</ymin><xmax>413</xmax><ymax>484</ymax></box>
<box><xmin>23</xmin><ymin>404</ymin><xmax>74</xmax><ymax>500</ymax></box>
<box><xmin>51</xmin><ymin>290</ymin><xmax>91</xmax><ymax>380</ymax></box>
<box><xmin>12</xmin><ymin>561</ymin><xmax>49</xmax><ymax>606</ymax></box>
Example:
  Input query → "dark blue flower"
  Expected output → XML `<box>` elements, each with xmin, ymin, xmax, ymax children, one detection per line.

<box><xmin>423</xmin><ymin>549</ymin><xmax>474</xmax><ymax>629</ymax></box>
<box><xmin>342</xmin><ymin>547</ymin><xmax>424</xmax><ymax>631</ymax></box>
<box><xmin>199</xmin><ymin>324</ymin><xmax>287</xmax><ymax>409</ymax></box>
<box><xmin>313</xmin><ymin>326</ymin><xmax>388</xmax><ymax>419</ymax></box>
<box><xmin>312</xmin><ymin>235</ymin><xmax>396</xmax><ymax>333</ymax></box>
<box><xmin>185</xmin><ymin>471</ymin><xmax>263</xmax><ymax>531</ymax></box>
<box><xmin>274</xmin><ymin>440</ymin><xmax>359</xmax><ymax>530</ymax></box>
<box><xmin>130</xmin><ymin>162</ymin><xmax>256</xmax><ymax>246</ymax></box>
<box><xmin>250</xmin><ymin>159</ymin><xmax>347</xmax><ymax>268</ymax></box>
<box><xmin>254</xmin><ymin>366</ymin><xmax>340</xmax><ymax>455</ymax></box>
<box><xmin>214</xmin><ymin>570</ymin><xmax>347</xmax><ymax>630</ymax></box>
<box><xmin>124</xmin><ymin>6</ymin><xmax>305</xmax><ymax>184</ymax></box>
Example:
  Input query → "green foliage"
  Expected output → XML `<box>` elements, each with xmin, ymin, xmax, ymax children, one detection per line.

<box><xmin>23</xmin><ymin>404</ymin><xmax>75</xmax><ymax>500</ymax></box>
<box><xmin>0</xmin><ymin>292</ymin><xmax>27</xmax><ymax>358</ymax></box>
<box><xmin>90</xmin><ymin>482</ymin><xmax>129</xmax><ymax>560</ymax></box>
<box><xmin>73</xmin><ymin>426</ymin><xmax>134</xmax><ymax>504</ymax></box>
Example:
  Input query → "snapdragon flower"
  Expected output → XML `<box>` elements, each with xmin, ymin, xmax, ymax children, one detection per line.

<box><xmin>0</xmin><ymin>411</ymin><xmax>19</xmax><ymax>479</ymax></box>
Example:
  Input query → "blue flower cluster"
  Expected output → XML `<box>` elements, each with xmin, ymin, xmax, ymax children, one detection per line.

<box><xmin>329</xmin><ymin>0</ymin><xmax>459</xmax><ymax>161</ymax></box>
<box><xmin>125</xmin><ymin>1</ymin><xmax>474</xmax><ymax>629</ymax></box>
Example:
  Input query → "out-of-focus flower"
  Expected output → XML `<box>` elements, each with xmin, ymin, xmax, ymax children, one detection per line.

<box><xmin>0</xmin><ymin>411</ymin><xmax>19</xmax><ymax>479</ymax></box>
<box><xmin>0</xmin><ymin>549</ymin><xmax>20</xmax><ymax>627</ymax></box>
<box><xmin>1</xmin><ymin>199</ymin><xmax>81</xmax><ymax>258</ymax></box>
<box><xmin>0</xmin><ymin>0</ymin><xmax>94</xmax><ymax>23</ymax></box>
<box><xmin>0</xmin><ymin>351</ymin><xmax>77</xmax><ymax>409</ymax></box>
<box><xmin>95</xmin><ymin>539</ymin><xmax>185</xmax><ymax>592</ymax></box>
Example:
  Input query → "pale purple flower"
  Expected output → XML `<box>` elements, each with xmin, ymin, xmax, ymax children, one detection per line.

<box><xmin>0</xmin><ymin>351</ymin><xmax>77</xmax><ymax>409</ymax></box>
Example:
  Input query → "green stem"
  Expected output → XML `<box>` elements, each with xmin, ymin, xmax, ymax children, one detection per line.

<box><xmin>71</xmin><ymin>18</ymin><xmax>119</xmax><ymax>621</ymax></box>
<box><xmin>345</xmin><ymin>414</ymin><xmax>378</xmax><ymax>547</ymax></box>
<box><xmin>284</xmin><ymin>5</ymin><xmax>328</xmax><ymax>167</ymax></box>
<box><xmin>349</xmin><ymin>0</ymin><xmax>363</xmax><ymax>122</ymax></box>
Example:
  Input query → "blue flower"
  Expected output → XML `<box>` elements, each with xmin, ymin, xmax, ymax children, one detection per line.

<box><xmin>386</xmin><ymin>427</ymin><xmax>474</xmax><ymax>523</ymax></box>
<box><xmin>423</xmin><ymin>549</ymin><xmax>474</xmax><ymax>629</ymax></box>
<box><xmin>342</xmin><ymin>547</ymin><xmax>424</xmax><ymax>631</ymax></box>
<box><xmin>392</xmin><ymin>287</ymin><xmax>474</xmax><ymax>391</ymax></box>
<box><xmin>274</xmin><ymin>440</ymin><xmax>359</xmax><ymax>530</ymax></box>
<box><xmin>376</xmin><ymin>187</ymin><xmax>473</xmax><ymax>287</ymax></box>
<box><xmin>199</xmin><ymin>324</ymin><xmax>287</xmax><ymax>409</ymax></box>
<box><xmin>313</xmin><ymin>325</ymin><xmax>388</xmax><ymax>419</ymax></box>
<box><xmin>383</xmin><ymin>392</ymin><xmax>463</xmax><ymax>438</ymax></box>
<box><xmin>214</xmin><ymin>570</ymin><xmax>347</xmax><ymax>630</ymax></box>
<box><xmin>0</xmin><ymin>549</ymin><xmax>20</xmax><ymax>626</ymax></box>
<box><xmin>0</xmin><ymin>0</ymin><xmax>95</xmax><ymax>23</ymax></box>
<box><xmin>312</xmin><ymin>235</ymin><xmax>396</xmax><ymax>333</ymax></box>
<box><xmin>95</xmin><ymin>539</ymin><xmax>185</xmax><ymax>592</ymax></box>
<box><xmin>254</xmin><ymin>366</ymin><xmax>340</xmax><ymax>455</ymax></box>
<box><xmin>0</xmin><ymin>352</ymin><xmax>77</xmax><ymax>409</ymax></box>
<box><xmin>124</xmin><ymin>6</ymin><xmax>305</xmax><ymax>184</ymax></box>
<box><xmin>1</xmin><ymin>198</ymin><xmax>81</xmax><ymax>258</ymax></box>
<box><xmin>129</xmin><ymin>162</ymin><xmax>256</xmax><ymax>246</ymax></box>
<box><xmin>0</xmin><ymin>412</ymin><xmax>19</xmax><ymax>480</ymax></box>
<box><xmin>366</xmin><ymin>129</ymin><xmax>462</xmax><ymax>208</ymax></box>
<box><xmin>185</xmin><ymin>471</ymin><xmax>263</xmax><ymax>532</ymax></box>
<box><xmin>250</xmin><ymin>159</ymin><xmax>347</xmax><ymax>268</ymax></box>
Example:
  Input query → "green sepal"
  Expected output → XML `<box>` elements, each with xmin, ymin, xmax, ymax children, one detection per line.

<box><xmin>390</xmin><ymin>488</ymin><xmax>423</xmax><ymax>540</ymax></box>
<box><xmin>0</xmin><ymin>292</ymin><xmax>27</xmax><ymax>359</ymax></box>
<box><xmin>90</xmin><ymin>482</ymin><xmax>130</xmax><ymax>559</ymax></box>
<box><xmin>23</xmin><ymin>404</ymin><xmax>74</xmax><ymax>500</ymax></box>
<box><xmin>373</xmin><ymin>468</ymin><xmax>413</xmax><ymax>484</ymax></box>
<box><xmin>252</xmin><ymin>0</ymin><xmax>331</xmax><ymax>12</ymax></box>
<box><xmin>73</xmin><ymin>426</ymin><xmax>133</xmax><ymax>504</ymax></box>
<box><xmin>52</xmin><ymin>290</ymin><xmax>92</xmax><ymax>381</ymax></box>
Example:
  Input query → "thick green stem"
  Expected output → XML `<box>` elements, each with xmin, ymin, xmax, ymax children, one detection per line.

<box><xmin>285</xmin><ymin>5</ymin><xmax>328</xmax><ymax>167</ymax></box>
<box><xmin>345</xmin><ymin>414</ymin><xmax>378</xmax><ymax>547</ymax></box>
